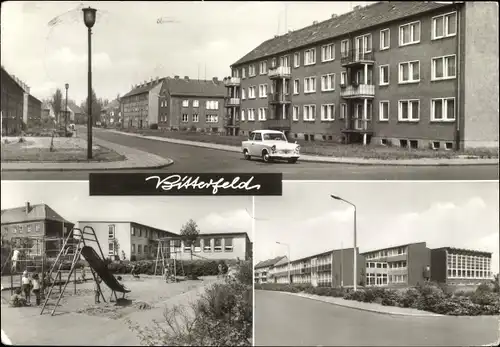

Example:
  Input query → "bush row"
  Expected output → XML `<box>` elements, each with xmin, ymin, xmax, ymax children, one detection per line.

<box><xmin>254</xmin><ymin>282</ymin><xmax>500</xmax><ymax>316</ymax></box>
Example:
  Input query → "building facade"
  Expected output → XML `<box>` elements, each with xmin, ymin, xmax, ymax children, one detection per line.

<box><xmin>1</xmin><ymin>67</ymin><xmax>25</xmax><ymax>135</ymax></box>
<box><xmin>77</xmin><ymin>221</ymin><xmax>252</xmax><ymax>262</ymax></box>
<box><xmin>121</xmin><ymin>77</ymin><xmax>164</xmax><ymax>129</ymax></box>
<box><xmin>230</xmin><ymin>1</ymin><xmax>499</xmax><ymax>149</ymax></box>
<box><xmin>254</xmin><ymin>255</ymin><xmax>287</xmax><ymax>284</ymax></box>
<box><xmin>27</xmin><ymin>94</ymin><xmax>42</xmax><ymax>129</ymax></box>
<box><xmin>100</xmin><ymin>99</ymin><xmax>121</xmax><ymax>127</ymax></box>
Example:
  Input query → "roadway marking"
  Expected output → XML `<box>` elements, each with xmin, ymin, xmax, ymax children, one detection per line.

<box><xmin>1</xmin><ymin>329</ymin><xmax>12</xmax><ymax>345</ymax></box>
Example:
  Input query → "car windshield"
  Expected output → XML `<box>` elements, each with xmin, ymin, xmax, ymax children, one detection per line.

<box><xmin>263</xmin><ymin>133</ymin><xmax>286</xmax><ymax>141</ymax></box>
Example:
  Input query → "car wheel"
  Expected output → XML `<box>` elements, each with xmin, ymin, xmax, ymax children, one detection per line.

<box><xmin>243</xmin><ymin>149</ymin><xmax>251</xmax><ymax>160</ymax></box>
<box><xmin>288</xmin><ymin>158</ymin><xmax>298</xmax><ymax>164</ymax></box>
<box><xmin>262</xmin><ymin>150</ymin><xmax>271</xmax><ymax>163</ymax></box>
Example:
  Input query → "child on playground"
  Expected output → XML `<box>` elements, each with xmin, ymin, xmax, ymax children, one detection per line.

<box><xmin>31</xmin><ymin>273</ymin><xmax>41</xmax><ymax>306</ymax></box>
<box><xmin>94</xmin><ymin>275</ymin><xmax>102</xmax><ymax>304</ymax></box>
<box><xmin>21</xmin><ymin>270</ymin><xmax>32</xmax><ymax>305</ymax></box>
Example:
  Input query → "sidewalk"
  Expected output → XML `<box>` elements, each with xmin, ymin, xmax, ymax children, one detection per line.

<box><xmin>107</xmin><ymin>130</ymin><xmax>499</xmax><ymax>166</ymax></box>
<box><xmin>1</xmin><ymin>136</ymin><xmax>173</xmax><ymax>171</ymax></box>
<box><xmin>269</xmin><ymin>290</ymin><xmax>444</xmax><ymax>317</ymax></box>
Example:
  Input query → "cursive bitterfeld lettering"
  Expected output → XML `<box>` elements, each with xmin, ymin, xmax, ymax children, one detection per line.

<box><xmin>145</xmin><ymin>175</ymin><xmax>261</xmax><ymax>194</ymax></box>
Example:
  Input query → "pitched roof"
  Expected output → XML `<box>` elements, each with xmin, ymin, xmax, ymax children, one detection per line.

<box><xmin>255</xmin><ymin>255</ymin><xmax>287</xmax><ymax>269</ymax></box>
<box><xmin>122</xmin><ymin>79</ymin><xmax>165</xmax><ymax>98</ymax></box>
<box><xmin>165</xmin><ymin>77</ymin><xmax>225</xmax><ymax>97</ymax></box>
<box><xmin>1</xmin><ymin>204</ymin><xmax>74</xmax><ymax>225</ymax></box>
<box><xmin>68</xmin><ymin>101</ymin><xmax>84</xmax><ymax>114</ymax></box>
<box><xmin>232</xmin><ymin>1</ymin><xmax>454</xmax><ymax>66</ymax></box>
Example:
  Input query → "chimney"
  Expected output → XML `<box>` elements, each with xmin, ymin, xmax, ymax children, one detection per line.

<box><xmin>353</xmin><ymin>5</ymin><xmax>361</xmax><ymax>11</ymax></box>
<box><xmin>313</xmin><ymin>20</ymin><xmax>318</xmax><ymax>25</ymax></box>
<box><xmin>184</xmin><ymin>76</ymin><xmax>189</xmax><ymax>80</ymax></box>
<box><xmin>331</xmin><ymin>14</ymin><xmax>338</xmax><ymax>18</ymax></box>
<box><xmin>174</xmin><ymin>75</ymin><xmax>180</xmax><ymax>79</ymax></box>
<box><xmin>25</xmin><ymin>202</ymin><xmax>31</xmax><ymax>214</ymax></box>
<box><xmin>274</xmin><ymin>35</ymin><xmax>279</xmax><ymax>38</ymax></box>
<box><xmin>212</xmin><ymin>77</ymin><xmax>218</xmax><ymax>83</ymax></box>
<box><xmin>155</xmin><ymin>76</ymin><xmax>159</xmax><ymax>83</ymax></box>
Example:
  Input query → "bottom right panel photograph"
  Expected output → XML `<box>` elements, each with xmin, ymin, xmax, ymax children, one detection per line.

<box><xmin>253</xmin><ymin>181</ymin><xmax>500</xmax><ymax>347</ymax></box>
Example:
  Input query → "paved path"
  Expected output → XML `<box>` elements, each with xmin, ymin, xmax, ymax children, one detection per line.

<box><xmin>255</xmin><ymin>290</ymin><xmax>500</xmax><ymax>346</ymax></box>
<box><xmin>3</xmin><ymin>128</ymin><xmax>498</xmax><ymax>180</ymax></box>
<box><xmin>1</xmin><ymin>135</ymin><xmax>173</xmax><ymax>171</ymax></box>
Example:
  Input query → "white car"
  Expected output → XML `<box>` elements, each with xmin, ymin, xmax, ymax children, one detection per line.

<box><xmin>241</xmin><ymin>130</ymin><xmax>300</xmax><ymax>163</ymax></box>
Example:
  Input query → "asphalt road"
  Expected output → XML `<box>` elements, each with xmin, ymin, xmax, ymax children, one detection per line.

<box><xmin>1</xmin><ymin>129</ymin><xmax>498</xmax><ymax>180</ymax></box>
<box><xmin>255</xmin><ymin>291</ymin><xmax>500</xmax><ymax>346</ymax></box>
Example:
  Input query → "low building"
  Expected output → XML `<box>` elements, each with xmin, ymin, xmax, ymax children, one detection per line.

<box><xmin>77</xmin><ymin>221</ymin><xmax>252</xmax><ymax>262</ymax></box>
<box><xmin>27</xmin><ymin>94</ymin><xmax>42</xmax><ymax>129</ymax></box>
<box><xmin>254</xmin><ymin>255</ymin><xmax>287</xmax><ymax>284</ymax></box>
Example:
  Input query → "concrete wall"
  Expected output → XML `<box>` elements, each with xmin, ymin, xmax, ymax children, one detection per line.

<box><xmin>407</xmin><ymin>242</ymin><xmax>431</xmax><ymax>286</ymax></box>
<box><xmin>462</xmin><ymin>1</ymin><xmax>499</xmax><ymax>148</ymax></box>
<box><xmin>430</xmin><ymin>248</ymin><xmax>447</xmax><ymax>283</ymax></box>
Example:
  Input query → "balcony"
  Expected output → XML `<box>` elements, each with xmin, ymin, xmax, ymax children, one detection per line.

<box><xmin>340</xmin><ymin>84</ymin><xmax>375</xmax><ymax>99</ymax></box>
<box><xmin>263</xmin><ymin>118</ymin><xmax>291</xmax><ymax>130</ymax></box>
<box><xmin>341</xmin><ymin>49</ymin><xmax>375</xmax><ymax>66</ymax></box>
<box><xmin>268</xmin><ymin>66</ymin><xmax>291</xmax><ymax>79</ymax></box>
<box><xmin>224</xmin><ymin>97</ymin><xmax>240</xmax><ymax>107</ymax></box>
<box><xmin>223</xmin><ymin>77</ymin><xmax>241</xmax><ymax>86</ymax></box>
<box><xmin>268</xmin><ymin>93</ymin><xmax>291</xmax><ymax>104</ymax></box>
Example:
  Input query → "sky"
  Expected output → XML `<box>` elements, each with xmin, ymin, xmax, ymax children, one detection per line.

<box><xmin>1</xmin><ymin>1</ymin><xmax>372</xmax><ymax>103</ymax></box>
<box><xmin>255</xmin><ymin>181</ymin><xmax>500</xmax><ymax>274</ymax></box>
<box><xmin>1</xmin><ymin>181</ymin><xmax>253</xmax><ymax>241</ymax></box>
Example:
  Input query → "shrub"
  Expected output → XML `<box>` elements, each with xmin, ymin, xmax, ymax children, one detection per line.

<box><xmin>344</xmin><ymin>289</ymin><xmax>366</xmax><ymax>302</ymax></box>
<box><xmin>150</xmin><ymin>123</ymin><xmax>158</xmax><ymax>130</ymax></box>
<box><xmin>234</xmin><ymin>260</ymin><xmax>253</xmax><ymax>286</ymax></box>
<box><xmin>400</xmin><ymin>287</ymin><xmax>422</xmax><ymax>308</ymax></box>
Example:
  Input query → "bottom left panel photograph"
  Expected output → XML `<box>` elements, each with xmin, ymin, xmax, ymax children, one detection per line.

<box><xmin>0</xmin><ymin>181</ymin><xmax>254</xmax><ymax>346</ymax></box>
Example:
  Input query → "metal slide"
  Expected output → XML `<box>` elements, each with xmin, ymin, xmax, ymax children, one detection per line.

<box><xmin>80</xmin><ymin>246</ymin><xmax>130</xmax><ymax>293</ymax></box>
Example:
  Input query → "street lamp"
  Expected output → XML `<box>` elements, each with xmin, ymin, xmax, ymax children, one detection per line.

<box><xmin>331</xmin><ymin>194</ymin><xmax>358</xmax><ymax>292</ymax></box>
<box><xmin>64</xmin><ymin>83</ymin><xmax>69</xmax><ymax>137</ymax></box>
<box><xmin>82</xmin><ymin>7</ymin><xmax>97</xmax><ymax>159</ymax></box>
<box><xmin>276</xmin><ymin>241</ymin><xmax>291</xmax><ymax>285</ymax></box>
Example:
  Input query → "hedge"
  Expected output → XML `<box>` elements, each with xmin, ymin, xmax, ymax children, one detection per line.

<box><xmin>255</xmin><ymin>282</ymin><xmax>500</xmax><ymax>316</ymax></box>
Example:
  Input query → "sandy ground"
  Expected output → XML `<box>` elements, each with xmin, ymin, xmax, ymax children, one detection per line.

<box><xmin>2</xmin><ymin>136</ymin><xmax>100</xmax><ymax>150</ymax></box>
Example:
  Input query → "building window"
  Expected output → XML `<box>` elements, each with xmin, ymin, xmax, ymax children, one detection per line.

<box><xmin>432</xmin><ymin>12</ymin><xmax>457</xmax><ymax>40</ymax></box>
<box><xmin>259</xmin><ymin>84</ymin><xmax>268</xmax><ymax>98</ymax></box>
<box><xmin>431</xmin><ymin>55</ymin><xmax>456</xmax><ymax>80</ymax></box>
<box><xmin>340</xmin><ymin>71</ymin><xmax>347</xmax><ymax>86</ymax></box>
<box><xmin>205</xmin><ymin>114</ymin><xmax>218</xmax><ymax>123</ymax></box>
<box><xmin>131</xmin><ymin>227</ymin><xmax>135</xmax><ymax>236</ymax></box>
<box><xmin>293</xmin><ymin>52</ymin><xmax>300</xmax><ymax>67</ymax></box>
<box><xmin>321</xmin><ymin>43</ymin><xmax>335</xmax><ymax>62</ymax></box>
<box><xmin>247</xmin><ymin>108</ymin><xmax>255</xmax><ymax>121</ymax></box>
<box><xmin>205</xmin><ymin>100</ymin><xmax>219</xmax><ymax>110</ymax></box>
<box><xmin>137</xmin><ymin>245</ymin><xmax>142</xmax><ymax>254</ymax></box>
<box><xmin>249</xmin><ymin>64</ymin><xmax>256</xmax><ymax>76</ymax></box>
<box><xmin>399</xmin><ymin>61</ymin><xmax>420</xmax><ymax>84</ymax></box>
<box><xmin>241</xmin><ymin>109</ymin><xmax>245</xmax><ymax>121</ymax></box>
<box><xmin>183</xmin><ymin>241</ymin><xmax>191</xmax><ymax>253</ymax></box>
<box><xmin>258</xmin><ymin>107</ymin><xmax>267</xmax><ymax>121</ymax></box>
<box><xmin>320</xmin><ymin>104</ymin><xmax>335</xmax><ymax>121</ymax></box>
<box><xmin>224</xmin><ymin>238</ymin><xmax>233</xmax><ymax>252</ymax></box>
<box><xmin>379</xmin><ymin>65</ymin><xmax>390</xmax><ymax>86</ymax></box>
<box><xmin>27</xmin><ymin>224</ymin><xmax>32</xmax><ymax>233</ymax></box>
<box><xmin>340</xmin><ymin>40</ymin><xmax>349</xmax><ymax>57</ymax></box>
<box><xmin>132</xmin><ymin>244</ymin><xmax>136</xmax><ymax>254</ymax></box>
<box><xmin>248</xmin><ymin>86</ymin><xmax>256</xmax><ymax>99</ymax></box>
<box><xmin>203</xmin><ymin>239</ymin><xmax>211</xmax><ymax>252</ymax></box>
<box><xmin>193</xmin><ymin>114</ymin><xmax>199</xmax><ymax>123</ymax></box>
<box><xmin>321</xmin><ymin>73</ymin><xmax>335</xmax><ymax>91</ymax></box>
<box><xmin>399</xmin><ymin>21</ymin><xmax>420</xmax><ymax>46</ymax></box>
<box><xmin>292</xmin><ymin>106</ymin><xmax>299</xmax><ymax>121</ymax></box>
<box><xmin>259</xmin><ymin>61</ymin><xmax>267</xmax><ymax>74</ymax></box>
<box><xmin>214</xmin><ymin>239</ymin><xmax>222</xmax><ymax>252</ymax></box>
<box><xmin>304</xmin><ymin>48</ymin><xmax>316</xmax><ymax>65</ymax></box>
<box><xmin>279</xmin><ymin>55</ymin><xmax>290</xmax><ymax>67</ymax></box>
<box><xmin>380</xmin><ymin>28</ymin><xmax>390</xmax><ymax>50</ymax></box>
<box><xmin>181</xmin><ymin>114</ymin><xmax>188</xmax><ymax>123</ymax></box>
<box><xmin>182</xmin><ymin>100</ymin><xmax>189</xmax><ymax>107</ymax></box>
<box><xmin>19</xmin><ymin>225</ymin><xmax>23</xmax><ymax>233</ymax></box>
<box><xmin>293</xmin><ymin>79</ymin><xmax>300</xmax><ymax>94</ymax></box>
<box><xmin>194</xmin><ymin>239</ymin><xmax>201</xmax><ymax>253</ymax></box>
<box><xmin>340</xmin><ymin>103</ymin><xmax>347</xmax><ymax>119</ymax></box>
<box><xmin>303</xmin><ymin>105</ymin><xmax>316</xmax><ymax>121</ymax></box>
<box><xmin>193</xmin><ymin>100</ymin><xmax>199</xmax><ymax>108</ymax></box>
<box><xmin>108</xmin><ymin>242</ymin><xmax>115</xmax><ymax>256</ymax></box>
<box><xmin>242</xmin><ymin>67</ymin><xmax>246</xmax><ymax>79</ymax></box>
<box><xmin>431</xmin><ymin>98</ymin><xmax>455</xmax><ymax>122</ymax></box>
<box><xmin>379</xmin><ymin>101</ymin><xmax>390</xmax><ymax>121</ymax></box>
<box><xmin>398</xmin><ymin>100</ymin><xmax>420</xmax><ymax>122</ymax></box>
<box><xmin>304</xmin><ymin>76</ymin><xmax>316</xmax><ymax>93</ymax></box>
<box><xmin>108</xmin><ymin>225</ymin><xmax>115</xmax><ymax>239</ymax></box>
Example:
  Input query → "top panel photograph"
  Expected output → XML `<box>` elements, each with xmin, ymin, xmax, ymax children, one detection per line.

<box><xmin>1</xmin><ymin>1</ymin><xmax>498</xmax><ymax>181</ymax></box>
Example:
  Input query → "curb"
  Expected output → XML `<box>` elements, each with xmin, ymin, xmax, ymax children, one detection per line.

<box><xmin>107</xmin><ymin>130</ymin><xmax>499</xmax><ymax>167</ymax></box>
<box><xmin>258</xmin><ymin>290</ymin><xmax>443</xmax><ymax>317</ymax></box>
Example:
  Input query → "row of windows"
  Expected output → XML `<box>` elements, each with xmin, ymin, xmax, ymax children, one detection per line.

<box><xmin>129</xmin><ymin>238</ymin><xmax>235</xmax><ymax>255</ymax></box>
<box><xmin>181</xmin><ymin>99</ymin><xmax>219</xmax><ymax>110</ymax></box>
<box><xmin>9</xmin><ymin>224</ymin><xmax>41</xmax><ymax>233</ymax></box>
<box><xmin>447</xmin><ymin>269</ymin><xmax>492</xmax><ymax>279</ymax></box>
<box><xmin>365</xmin><ymin>247</ymin><xmax>408</xmax><ymax>260</ymax></box>
<box><xmin>233</xmin><ymin>12</ymin><xmax>457</xmax><ymax>78</ymax></box>
<box><xmin>181</xmin><ymin>114</ymin><xmax>219</xmax><ymax>123</ymax></box>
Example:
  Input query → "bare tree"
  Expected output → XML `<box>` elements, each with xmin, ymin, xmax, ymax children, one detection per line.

<box><xmin>51</xmin><ymin>89</ymin><xmax>63</xmax><ymax>125</ymax></box>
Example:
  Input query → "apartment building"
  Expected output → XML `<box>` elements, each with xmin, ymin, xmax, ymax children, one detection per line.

<box><xmin>230</xmin><ymin>1</ymin><xmax>499</xmax><ymax>149</ymax></box>
<box><xmin>121</xmin><ymin>76</ymin><xmax>226</xmax><ymax>132</ymax></box>
<box><xmin>77</xmin><ymin>221</ymin><xmax>252</xmax><ymax>262</ymax></box>
<box><xmin>100</xmin><ymin>99</ymin><xmax>121</xmax><ymax>127</ymax></box>
<box><xmin>27</xmin><ymin>94</ymin><xmax>42</xmax><ymax>128</ymax></box>
<box><xmin>254</xmin><ymin>255</ymin><xmax>287</xmax><ymax>284</ymax></box>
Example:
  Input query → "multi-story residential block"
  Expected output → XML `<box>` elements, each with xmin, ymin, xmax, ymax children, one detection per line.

<box><xmin>1</xmin><ymin>67</ymin><xmax>25</xmax><ymax>135</ymax></box>
<box><xmin>430</xmin><ymin>247</ymin><xmax>493</xmax><ymax>285</ymax></box>
<box><xmin>121</xmin><ymin>76</ymin><xmax>226</xmax><ymax>132</ymax></box>
<box><xmin>1</xmin><ymin>202</ymin><xmax>75</xmax><ymax>257</ymax></box>
<box><xmin>230</xmin><ymin>1</ymin><xmax>499</xmax><ymax>149</ymax></box>
<box><xmin>254</xmin><ymin>255</ymin><xmax>287</xmax><ymax>284</ymax></box>
<box><xmin>27</xmin><ymin>94</ymin><xmax>42</xmax><ymax>128</ymax></box>
<box><xmin>77</xmin><ymin>221</ymin><xmax>252</xmax><ymax>262</ymax></box>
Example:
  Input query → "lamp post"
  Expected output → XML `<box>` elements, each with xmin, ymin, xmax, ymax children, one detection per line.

<box><xmin>331</xmin><ymin>194</ymin><xmax>358</xmax><ymax>292</ymax></box>
<box><xmin>82</xmin><ymin>7</ymin><xmax>97</xmax><ymax>159</ymax></box>
<box><xmin>276</xmin><ymin>241</ymin><xmax>291</xmax><ymax>285</ymax></box>
<box><xmin>64</xmin><ymin>83</ymin><xmax>69</xmax><ymax>137</ymax></box>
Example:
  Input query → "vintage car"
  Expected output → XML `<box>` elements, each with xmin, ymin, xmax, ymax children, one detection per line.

<box><xmin>241</xmin><ymin>130</ymin><xmax>300</xmax><ymax>163</ymax></box>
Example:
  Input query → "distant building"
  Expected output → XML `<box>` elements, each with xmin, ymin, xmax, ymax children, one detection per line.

<box><xmin>254</xmin><ymin>255</ymin><xmax>287</xmax><ymax>284</ymax></box>
<box><xmin>1</xmin><ymin>67</ymin><xmax>25</xmax><ymax>135</ymax></box>
<box><xmin>27</xmin><ymin>94</ymin><xmax>42</xmax><ymax>128</ymax></box>
<box><xmin>100</xmin><ymin>99</ymin><xmax>121</xmax><ymax>127</ymax></box>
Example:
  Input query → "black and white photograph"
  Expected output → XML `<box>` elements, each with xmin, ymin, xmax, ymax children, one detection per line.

<box><xmin>254</xmin><ymin>181</ymin><xmax>499</xmax><ymax>346</ymax></box>
<box><xmin>0</xmin><ymin>181</ymin><xmax>253</xmax><ymax>346</ymax></box>
<box><xmin>1</xmin><ymin>1</ymin><xmax>498</xmax><ymax>181</ymax></box>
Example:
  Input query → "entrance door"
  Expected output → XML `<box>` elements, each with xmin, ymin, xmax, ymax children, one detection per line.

<box><xmin>354</xmin><ymin>104</ymin><xmax>363</xmax><ymax>130</ymax></box>
<box><xmin>311</xmin><ymin>258</ymin><xmax>318</xmax><ymax>287</ymax></box>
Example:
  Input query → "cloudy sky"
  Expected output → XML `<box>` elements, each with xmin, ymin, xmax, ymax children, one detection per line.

<box><xmin>255</xmin><ymin>182</ymin><xmax>500</xmax><ymax>274</ymax></box>
<box><xmin>1</xmin><ymin>1</ymin><xmax>371</xmax><ymax>103</ymax></box>
<box><xmin>1</xmin><ymin>181</ymin><xmax>253</xmax><ymax>240</ymax></box>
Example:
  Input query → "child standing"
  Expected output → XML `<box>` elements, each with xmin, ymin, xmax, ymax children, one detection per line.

<box><xmin>21</xmin><ymin>270</ymin><xmax>31</xmax><ymax>304</ymax></box>
<box><xmin>94</xmin><ymin>275</ymin><xmax>102</xmax><ymax>304</ymax></box>
<box><xmin>31</xmin><ymin>273</ymin><xmax>41</xmax><ymax>305</ymax></box>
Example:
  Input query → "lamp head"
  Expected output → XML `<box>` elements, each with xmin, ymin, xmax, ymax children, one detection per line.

<box><xmin>330</xmin><ymin>195</ymin><xmax>342</xmax><ymax>200</ymax></box>
<box><xmin>65</xmin><ymin>83</ymin><xmax>69</xmax><ymax>90</ymax></box>
<box><xmin>82</xmin><ymin>7</ymin><xmax>97</xmax><ymax>28</ymax></box>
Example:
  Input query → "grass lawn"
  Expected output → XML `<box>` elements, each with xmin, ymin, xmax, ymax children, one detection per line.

<box><xmin>1</xmin><ymin>136</ymin><xmax>125</xmax><ymax>163</ymax></box>
<box><xmin>124</xmin><ymin>129</ymin><xmax>499</xmax><ymax>160</ymax></box>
